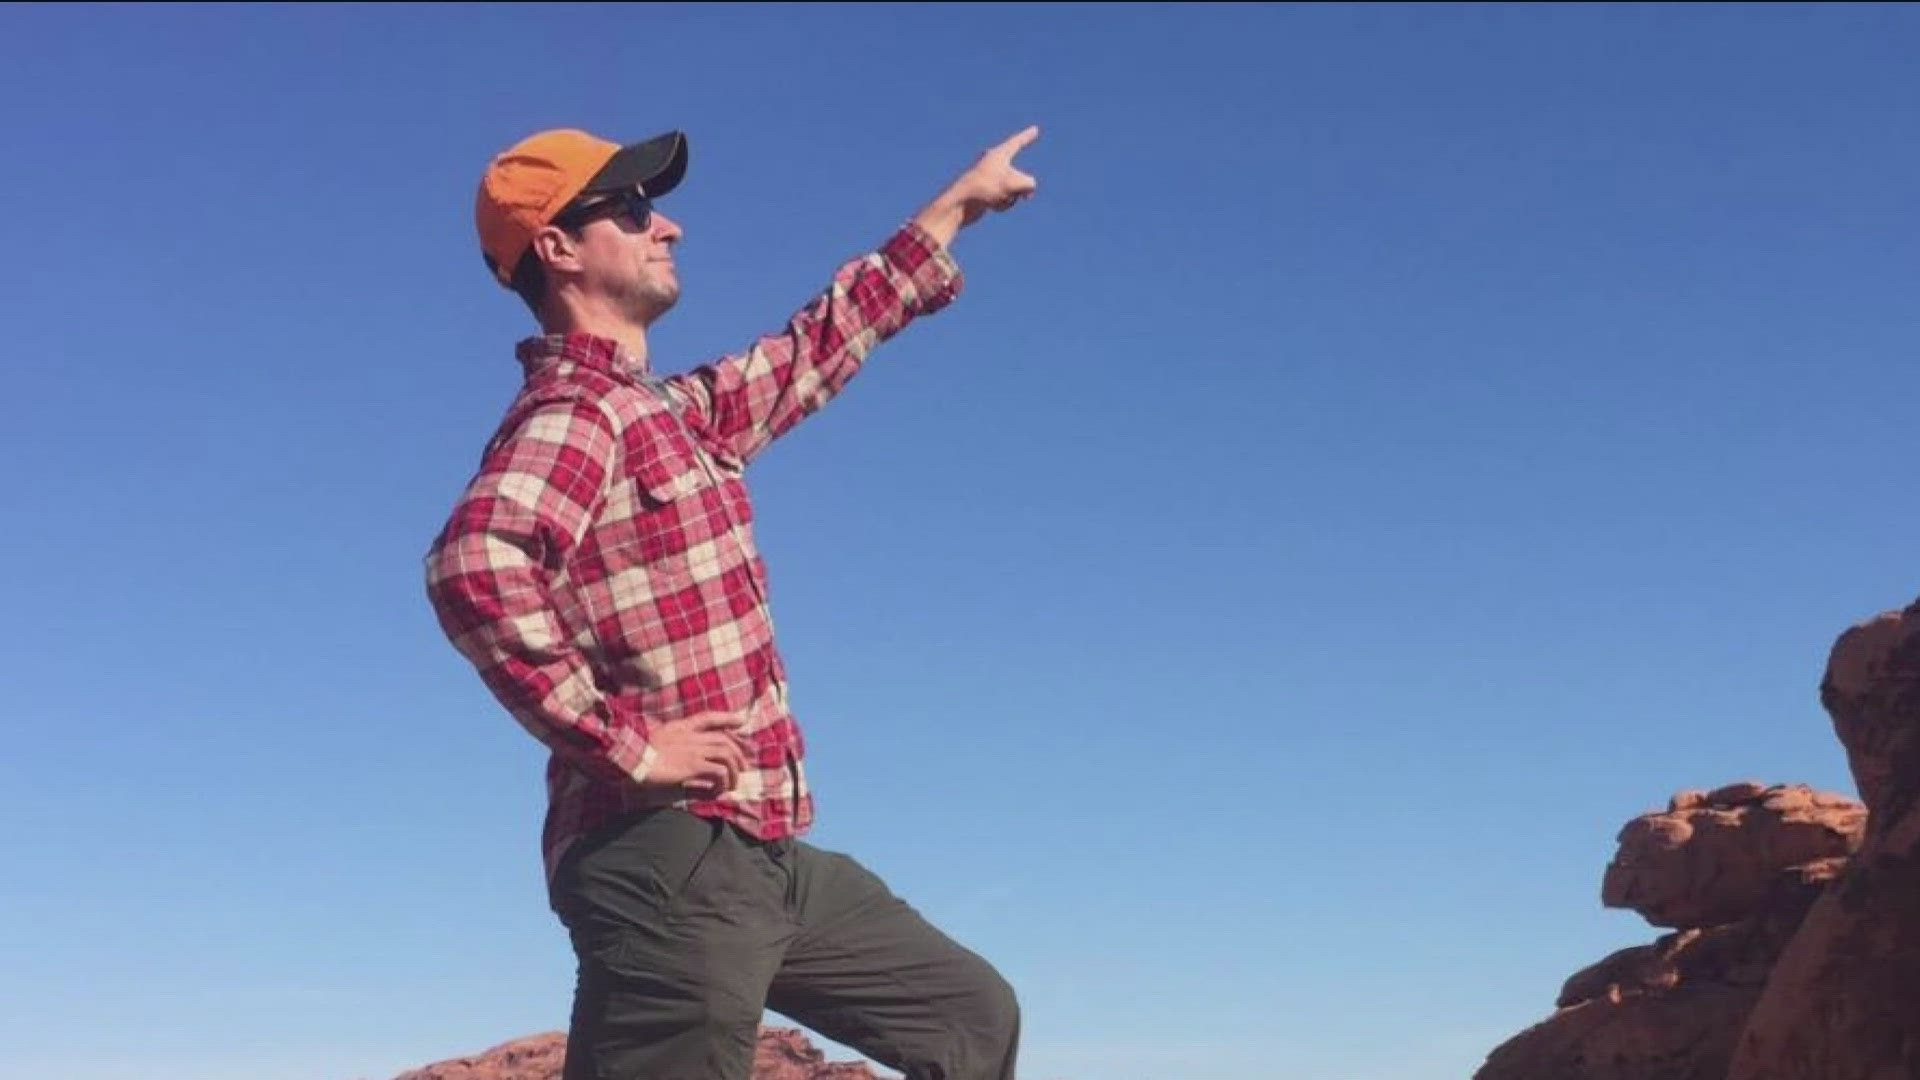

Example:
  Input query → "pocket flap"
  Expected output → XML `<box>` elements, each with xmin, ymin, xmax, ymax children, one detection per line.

<box><xmin>634</xmin><ymin>455</ymin><xmax>706</xmax><ymax>505</ymax></box>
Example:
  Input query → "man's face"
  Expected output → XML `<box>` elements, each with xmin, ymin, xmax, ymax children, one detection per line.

<box><xmin>565</xmin><ymin>194</ymin><xmax>684</xmax><ymax>326</ymax></box>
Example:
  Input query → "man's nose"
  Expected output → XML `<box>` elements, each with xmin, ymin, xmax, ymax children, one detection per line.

<box><xmin>652</xmin><ymin>211</ymin><xmax>684</xmax><ymax>243</ymax></box>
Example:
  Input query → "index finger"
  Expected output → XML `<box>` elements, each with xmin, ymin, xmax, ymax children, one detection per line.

<box><xmin>676</xmin><ymin>711</ymin><xmax>745</xmax><ymax>730</ymax></box>
<box><xmin>994</xmin><ymin>125</ymin><xmax>1041</xmax><ymax>158</ymax></box>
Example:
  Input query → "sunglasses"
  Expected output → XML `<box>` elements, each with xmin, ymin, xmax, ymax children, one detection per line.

<box><xmin>554</xmin><ymin>187</ymin><xmax>654</xmax><ymax>233</ymax></box>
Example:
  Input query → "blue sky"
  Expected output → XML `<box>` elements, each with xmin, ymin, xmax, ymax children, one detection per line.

<box><xmin>3</xmin><ymin>4</ymin><xmax>1917</xmax><ymax>1078</ymax></box>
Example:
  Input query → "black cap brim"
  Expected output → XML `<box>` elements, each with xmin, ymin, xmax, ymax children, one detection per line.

<box><xmin>583</xmin><ymin>131</ymin><xmax>688</xmax><ymax>198</ymax></box>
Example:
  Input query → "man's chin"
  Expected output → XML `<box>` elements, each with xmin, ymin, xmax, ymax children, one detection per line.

<box><xmin>634</xmin><ymin>288</ymin><xmax>680</xmax><ymax>327</ymax></box>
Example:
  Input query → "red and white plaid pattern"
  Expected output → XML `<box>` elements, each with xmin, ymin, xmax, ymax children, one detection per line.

<box><xmin>427</xmin><ymin>225</ymin><xmax>961</xmax><ymax>882</ymax></box>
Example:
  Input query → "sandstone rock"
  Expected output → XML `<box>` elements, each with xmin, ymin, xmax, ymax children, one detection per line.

<box><xmin>1476</xmin><ymin>977</ymin><xmax>1757</xmax><ymax>1080</ymax></box>
<box><xmin>1476</xmin><ymin>864</ymin><xmax>1828</xmax><ymax>1080</ymax></box>
<box><xmin>1476</xmin><ymin>593</ymin><xmax>1920</xmax><ymax>1080</ymax></box>
<box><xmin>754</xmin><ymin>1027</ymin><xmax>886</xmax><ymax>1080</ymax></box>
<box><xmin>1668</xmin><ymin>789</ymin><xmax>1709</xmax><ymax>812</ymax></box>
<box><xmin>392</xmin><ymin>1033</ymin><xmax>564</xmax><ymax>1080</ymax></box>
<box><xmin>392</xmin><ymin>1027</ymin><xmax>883</xmax><ymax>1080</ymax></box>
<box><xmin>1476</xmin><ymin>778</ymin><xmax>1853</xmax><ymax>1080</ymax></box>
<box><xmin>1726</xmin><ymin>604</ymin><xmax>1920</xmax><ymax>1080</ymax></box>
<box><xmin>1707</xmin><ymin>781</ymin><xmax>1771</xmax><ymax>805</ymax></box>
<box><xmin>1813</xmin><ymin>607</ymin><xmax>1912</xmax><ymax>810</ymax></box>
<box><xmin>1601</xmin><ymin>782</ymin><xmax>1863</xmax><ymax>929</ymax></box>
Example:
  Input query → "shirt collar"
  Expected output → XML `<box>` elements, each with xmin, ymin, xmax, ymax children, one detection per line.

<box><xmin>514</xmin><ymin>332</ymin><xmax>651</xmax><ymax>381</ymax></box>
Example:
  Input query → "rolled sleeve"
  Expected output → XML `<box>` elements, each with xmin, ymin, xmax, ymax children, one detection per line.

<box><xmin>882</xmin><ymin>222</ymin><xmax>965</xmax><ymax>316</ymax></box>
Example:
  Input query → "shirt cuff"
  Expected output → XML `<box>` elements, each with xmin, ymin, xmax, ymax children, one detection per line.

<box><xmin>881</xmin><ymin>222</ymin><xmax>964</xmax><ymax>316</ymax></box>
<box><xmin>606</xmin><ymin>715</ymin><xmax>657</xmax><ymax>786</ymax></box>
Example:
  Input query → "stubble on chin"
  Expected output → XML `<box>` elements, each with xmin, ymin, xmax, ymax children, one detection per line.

<box><xmin>619</xmin><ymin>275</ymin><xmax>679</xmax><ymax>327</ymax></box>
<box><xmin>643</xmin><ymin>282</ymin><xmax>679</xmax><ymax>323</ymax></box>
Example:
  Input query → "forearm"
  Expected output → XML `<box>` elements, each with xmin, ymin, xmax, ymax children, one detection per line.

<box><xmin>669</xmin><ymin>124</ymin><xmax>1039</xmax><ymax>459</ymax></box>
<box><xmin>429</xmin><ymin>534</ymin><xmax>656</xmax><ymax>789</ymax></box>
<box><xmin>671</xmin><ymin>224</ymin><xmax>962</xmax><ymax>460</ymax></box>
<box><xmin>425</xmin><ymin>394</ymin><xmax>649</xmax><ymax>787</ymax></box>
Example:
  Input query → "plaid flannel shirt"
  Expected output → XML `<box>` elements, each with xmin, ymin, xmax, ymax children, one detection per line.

<box><xmin>426</xmin><ymin>224</ymin><xmax>961</xmax><ymax>884</ymax></box>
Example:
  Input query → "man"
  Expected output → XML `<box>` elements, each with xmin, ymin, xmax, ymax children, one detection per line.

<box><xmin>425</xmin><ymin>124</ymin><xmax>1038</xmax><ymax>1080</ymax></box>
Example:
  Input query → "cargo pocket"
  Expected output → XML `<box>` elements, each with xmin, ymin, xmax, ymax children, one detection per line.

<box><xmin>565</xmin><ymin>810</ymin><xmax>723</xmax><ymax>930</ymax></box>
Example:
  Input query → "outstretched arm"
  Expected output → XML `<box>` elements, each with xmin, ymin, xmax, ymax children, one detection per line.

<box><xmin>668</xmin><ymin>127</ymin><xmax>1042</xmax><ymax>464</ymax></box>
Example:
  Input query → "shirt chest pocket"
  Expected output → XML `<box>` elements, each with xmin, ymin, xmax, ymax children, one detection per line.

<box><xmin>616</xmin><ymin>451</ymin><xmax>716</xmax><ymax>568</ymax></box>
<box><xmin>605</xmin><ymin>404</ymin><xmax>754</xmax><ymax>571</ymax></box>
<box><xmin>632</xmin><ymin>427</ymin><xmax>752</xmax><ymax>514</ymax></box>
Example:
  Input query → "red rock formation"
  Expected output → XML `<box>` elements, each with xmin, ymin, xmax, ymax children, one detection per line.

<box><xmin>753</xmin><ymin>1027</ymin><xmax>885</xmax><ymax>1080</ymax></box>
<box><xmin>1727</xmin><ymin>605</ymin><xmax>1920</xmax><ymax>1080</ymax></box>
<box><xmin>392</xmin><ymin>1027</ymin><xmax>883</xmax><ymax>1080</ymax></box>
<box><xmin>1602</xmin><ymin>782</ymin><xmax>1863</xmax><ymax>929</ymax></box>
<box><xmin>392</xmin><ymin>1033</ymin><xmax>564</xmax><ymax>1080</ymax></box>
<box><xmin>1475</xmin><ymin>784</ymin><xmax>1862</xmax><ymax>1080</ymax></box>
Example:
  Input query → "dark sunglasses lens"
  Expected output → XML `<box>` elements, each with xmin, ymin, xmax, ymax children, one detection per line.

<box><xmin>624</xmin><ymin>191</ymin><xmax>653</xmax><ymax>230</ymax></box>
<box><xmin>558</xmin><ymin>190</ymin><xmax>652</xmax><ymax>230</ymax></box>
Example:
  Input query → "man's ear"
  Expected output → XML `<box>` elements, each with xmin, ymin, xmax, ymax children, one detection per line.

<box><xmin>529</xmin><ymin>225</ymin><xmax>581</xmax><ymax>274</ymax></box>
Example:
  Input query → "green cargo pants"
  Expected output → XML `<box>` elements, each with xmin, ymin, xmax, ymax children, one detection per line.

<box><xmin>553</xmin><ymin>809</ymin><xmax>1020</xmax><ymax>1080</ymax></box>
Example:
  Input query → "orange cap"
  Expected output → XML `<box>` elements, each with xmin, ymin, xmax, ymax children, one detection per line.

<box><xmin>475</xmin><ymin>128</ymin><xmax>688</xmax><ymax>287</ymax></box>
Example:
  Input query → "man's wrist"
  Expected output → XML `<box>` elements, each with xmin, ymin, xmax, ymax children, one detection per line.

<box><xmin>909</xmin><ymin>193</ymin><xmax>966</xmax><ymax>250</ymax></box>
